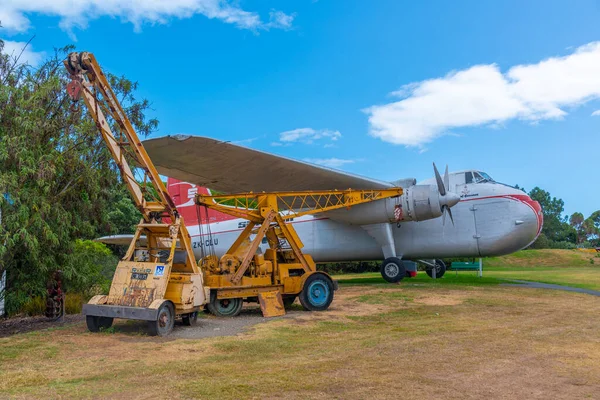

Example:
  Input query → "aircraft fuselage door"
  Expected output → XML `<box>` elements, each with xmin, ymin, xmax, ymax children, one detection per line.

<box><xmin>458</xmin><ymin>172</ymin><xmax>482</xmax><ymax>256</ymax></box>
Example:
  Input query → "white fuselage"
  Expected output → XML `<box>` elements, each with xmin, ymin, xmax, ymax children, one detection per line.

<box><xmin>184</xmin><ymin>175</ymin><xmax>542</xmax><ymax>262</ymax></box>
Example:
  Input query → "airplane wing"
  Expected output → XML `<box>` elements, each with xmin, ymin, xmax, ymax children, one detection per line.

<box><xmin>143</xmin><ymin>135</ymin><xmax>395</xmax><ymax>192</ymax></box>
<box><xmin>95</xmin><ymin>235</ymin><xmax>146</xmax><ymax>246</ymax></box>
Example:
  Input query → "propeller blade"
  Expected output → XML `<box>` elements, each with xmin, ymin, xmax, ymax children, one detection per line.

<box><xmin>433</xmin><ymin>162</ymin><xmax>446</xmax><ymax>196</ymax></box>
<box><xmin>447</xmin><ymin>206</ymin><xmax>455</xmax><ymax>226</ymax></box>
<box><xmin>442</xmin><ymin>207</ymin><xmax>447</xmax><ymax>225</ymax></box>
<box><xmin>444</xmin><ymin>165</ymin><xmax>449</xmax><ymax>193</ymax></box>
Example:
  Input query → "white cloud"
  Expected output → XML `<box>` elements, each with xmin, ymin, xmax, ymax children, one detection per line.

<box><xmin>365</xmin><ymin>41</ymin><xmax>600</xmax><ymax>147</ymax></box>
<box><xmin>592</xmin><ymin>110</ymin><xmax>600</xmax><ymax>116</ymax></box>
<box><xmin>1</xmin><ymin>39</ymin><xmax>45</xmax><ymax>66</ymax></box>
<box><xmin>304</xmin><ymin>158</ymin><xmax>356</xmax><ymax>168</ymax></box>
<box><xmin>232</xmin><ymin>136</ymin><xmax>260</xmax><ymax>145</ymax></box>
<box><xmin>267</xmin><ymin>10</ymin><xmax>295</xmax><ymax>30</ymax></box>
<box><xmin>0</xmin><ymin>1</ymin><xmax>294</xmax><ymax>36</ymax></box>
<box><xmin>277</xmin><ymin>127</ymin><xmax>341</xmax><ymax>145</ymax></box>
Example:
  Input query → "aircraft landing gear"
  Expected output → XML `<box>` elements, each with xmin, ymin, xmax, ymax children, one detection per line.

<box><xmin>380</xmin><ymin>257</ymin><xmax>406</xmax><ymax>283</ymax></box>
<box><xmin>425</xmin><ymin>259</ymin><xmax>446</xmax><ymax>279</ymax></box>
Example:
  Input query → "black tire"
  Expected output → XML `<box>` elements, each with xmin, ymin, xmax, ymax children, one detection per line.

<box><xmin>426</xmin><ymin>259</ymin><xmax>446</xmax><ymax>279</ymax></box>
<box><xmin>182</xmin><ymin>311</ymin><xmax>198</xmax><ymax>326</ymax></box>
<box><xmin>283</xmin><ymin>296</ymin><xmax>296</xmax><ymax>309</ymax></box>
<box><xmin>86</xmin><ymin>316</ymin><xmax>113</xmax><ymax>332</ymax></box>
<box><xmin>299</xmin><ymin>273</ymin><xmax>335</xmax><ymax>311</ymax></box>
<box><xmin>207</xmin><ymin>293</ymin><xmax>243</xmax><ymax>317</ymax></box>
<box><xmin>148</xmin><ymin>302</ymin><xmax>175</xmax><ymax>337</ymax></box>
<box><xmin>380</xmin><ymin>257</ymin><xmax>406</xmax><ymax>283</ymax></box>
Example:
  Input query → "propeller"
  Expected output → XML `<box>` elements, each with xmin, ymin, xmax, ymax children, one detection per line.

<box><xmin>433</xmin><ymin>163</ymin><xmax>459</xmax><ymax>226</ymax></box>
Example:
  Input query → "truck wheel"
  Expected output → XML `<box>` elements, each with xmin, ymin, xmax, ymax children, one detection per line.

<box><xmin>182</xmin><ymin>312</ymin><xmax>198</xmax><ymax>326</ymax></box>
<box><xmin>207</xmin><ymin>296</ymin><xmax>243</xmax><ymax>317</ymax></box>
<box><xmin>299</xmin><ymin>274</ymin><xmax>334</xmax><ymax>311</ymax></box>
<box><xmin>86</xmin><ymin>316</ymin><xmax>113</xmax><ymax>332</ymax></box>
<box><xmin>380</xmin><ymin>257</ymin><xmax>406</xmax><ymax>283</ymax></box>
<box><xmin>148</xmin><ymin>302</ymin><xmax>174</xmax><ymax>336</ymax></box>
<box><xmin>426</xmin><ymin>259</ymin><xmax>446</xmax><ymax>279</ymax></box>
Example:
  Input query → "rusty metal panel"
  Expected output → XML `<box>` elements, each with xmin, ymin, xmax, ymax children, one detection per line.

<box><xmin>258</xmin><ymin>291</ymin><xmax>285</xmax><ymax>317</ymax></box>
<box><xmin>107</xmin><ymin>261</ymin><xmax>171</xmax><ymax>308</ymax></box>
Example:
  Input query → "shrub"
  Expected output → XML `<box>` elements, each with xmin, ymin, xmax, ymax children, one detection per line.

<box><xmin>62</xmin><ymin>239</ymin><xmax>118</xmax><ymax>297</ymax></box>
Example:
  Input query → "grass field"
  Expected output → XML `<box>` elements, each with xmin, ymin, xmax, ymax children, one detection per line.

<box><xmin>483</xmin><ymin>249</ymin><xmax>600</xmax><ymax>290</ymax></box>
<box><xmin>336</xmin><ymin>249</ymin><xmax>600</xmax><ymax>290</ymax></box>
<box><xmin>1</xmin><ymin>249</ymin><xmax>599</xmax><ymax>399</ymax></box>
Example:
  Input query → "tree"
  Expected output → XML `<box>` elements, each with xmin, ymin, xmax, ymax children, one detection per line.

<box><xmin>587</xmin><ymin>210</ymin><xmax>600</xmax><ymax>232</ymax></box>
<box><xmin>102</xmin><ymin>185</ymin><xmax>141</xmax><ymax>236</ymax></box>
<box><xmin>569</xmin><ymin>212</ymin><xmax>586</xmax><ymax>244</ymax></box>
<box><xmin>0</xmin><ymin>43</ymin><xmax>157</xmax><ymax>314</ymax></box>
<box><xmin>584</xmin><ymin>211</ymin><xmax>600</xmax><ymax>246</ymax></box>
<box><xmin>528</xmin><ymin>187</ymin><xmax>576</xmax><ymax>247</ymax></box>
<box><xmin>514</xmin><ymin>184</ymin><xmax>526</xmax><ymax>192</ymax></box>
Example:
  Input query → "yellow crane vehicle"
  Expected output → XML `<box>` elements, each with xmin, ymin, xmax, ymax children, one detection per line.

<box><xmin>195</xmin><ymin>188</ymin><xmax>403</xmax><ymax>317</ymax></box>
<box><xmin>65</xmin><ymin>52</ymin><xmax>208</xmax><ymax>336</ymax></box>
<box><xmin>65</xmin><ymin>51</ymin><xmax>405</xmax><ymax>335</ymax></box>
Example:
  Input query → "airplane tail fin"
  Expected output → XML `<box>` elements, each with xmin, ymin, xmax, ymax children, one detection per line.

<box><xmin>167</xmin><ymin>177</ymin><xmax>233</xmax><ymax>224</ymax></box>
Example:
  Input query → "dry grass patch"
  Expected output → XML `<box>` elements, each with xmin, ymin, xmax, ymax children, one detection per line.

<box><xmin>1</xmin><ymin>283</ymin><xmax>599</xmax><ymax>399</ymax></box>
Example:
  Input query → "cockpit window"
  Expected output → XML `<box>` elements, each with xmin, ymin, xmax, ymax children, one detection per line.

<box><xmin>465</xmin><ymin>171</ymin><xmax>473</xmax><ymax>184</ymax></box>
<box><xmin>473</xmin><ymin>171</ymin><xmax>494</xmax><ymax>183</ymax></box>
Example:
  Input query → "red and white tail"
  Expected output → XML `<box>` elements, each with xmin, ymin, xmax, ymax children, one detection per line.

<box><xmin>167</xmin><ymin>177</ymin><xmax>236</xmax><ymax>225</ymax></box>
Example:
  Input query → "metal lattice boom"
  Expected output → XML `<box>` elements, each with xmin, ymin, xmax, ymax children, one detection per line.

<box><xmin>196</xmin><ymin>188</ymin><xmax>403</xmax><ymax>223</ymax></box>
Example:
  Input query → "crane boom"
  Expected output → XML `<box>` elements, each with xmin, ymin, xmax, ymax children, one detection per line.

<box><xmin>196</xmin><ymin>188</ymin><xmax>403</xmax><ymax>223</ymax></box>
<box><xmin>64</xmin><ymin>51</ymin><xmax>176</xmax><ymax>222</ymax></box>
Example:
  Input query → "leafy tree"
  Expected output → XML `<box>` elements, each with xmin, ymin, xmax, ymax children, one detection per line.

<box><xmin>528</xmin><ymin>187</ymin><xmax>576</xmax><ymax>248</ymax></box>
<box><xmin>569</xmin><ymin>212</ymin><xmax>586</xmax><ymax>244</ymax></box>
<box><xmin>64</xmin><ymin>240</ymin><xmax>119</xmax><ymax>296</ymax></box>
<box><xmin>589</xmin><ymin>211</ymin><xmax>600</xmax><ymax>229</ymax></box>
<box><xmin>0</xmin><ymin>42</ymin><xmax>157</xmax><ymax>314</ymax></box>
<box><xmin>584</xmin><ymin>211</ymin><xmax>600</xmax><ymax>246</ymax></box>
<box><xmin>102</xmin><ymin>185</ymin><xmax>141</xmax><ymax>236</ymax></box>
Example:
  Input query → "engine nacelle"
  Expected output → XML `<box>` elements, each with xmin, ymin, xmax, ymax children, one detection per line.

<box><xmin>323</xmin><ymin>185</ymin><xmax>445</xmax><ymax>225</ymax></box>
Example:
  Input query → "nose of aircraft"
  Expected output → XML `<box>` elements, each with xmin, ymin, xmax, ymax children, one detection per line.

<box><xmin>476</xmin><ymin>192</ymin><xmax>543</xmax><ymax>256</ymax></box>
<box><xmin>519</xmin><ymin>197</ymin><xmax>543</xmax><ymax>247</ymax></box>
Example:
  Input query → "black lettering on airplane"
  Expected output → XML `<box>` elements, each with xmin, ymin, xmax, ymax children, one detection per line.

<box><xmin>192</xmin><ymin>239</ymin><xmax>219</xmax><ymax>248</ymax></box>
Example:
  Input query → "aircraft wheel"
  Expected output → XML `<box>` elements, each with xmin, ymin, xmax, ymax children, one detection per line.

<box><xmin>148</xmin><ymin>302</ymin><xmax>175</xmax><ymax>336</ymax></box>
<box><xmin>426</xmin><ymin>259</ymin><xmax>446</xmax><ymax>279</ymax></box>
<box><xmin>207</xmin><ymin>295</ymin><xmax>243</xmax><ymax>317</ymax></box>
<box><xmin>86</xmin><ymin>316</ymin><xmax>113</xmax><ymax>332</ymax></box>
<box><xmin>380</xmin><ymin>257</ymin><xmax>406</xmax><ymax>283</ymax></box>
<box><xmin>299</xmin><ymin>274</ymin><xmax>334</xmax><ymax>311</ymax></box>
<box><xmin>182</xmin><ymin>311</ymin><xmax>198</xmax><ymax>326</ymax></box>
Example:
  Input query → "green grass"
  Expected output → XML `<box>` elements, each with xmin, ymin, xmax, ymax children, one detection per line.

<box><xmin>484</xmin><ymin>249</ymin><xmax>596</xmax><ymax>268</ymax></box>
<box><xmin>0</xmin><ymin>336</ymin><xmax>59</xmax><ymax>362</ymax></box>
<box><xmin>335</xmin><ymin>250</ymin><xmax>600</xmax><ymax>291</ymax></box>
<box><xmin>337</xmin><ymin>268</ymin><xmax>600</xmax><ymax>291</ymax></box>
<box><xmin>483</xmin><ymin>268</ymin><xmax>600</xmax><ymax>291</ymax></box>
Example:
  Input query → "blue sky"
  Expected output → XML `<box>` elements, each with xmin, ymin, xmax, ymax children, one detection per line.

<box><xmin>1</xmin><ymin>0</ymin><xmax>599</xmax><ymax>217</ymax></box>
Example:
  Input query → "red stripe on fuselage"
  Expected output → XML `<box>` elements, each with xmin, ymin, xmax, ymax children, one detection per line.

<box><xmin>460</xmin><ymin>194</ymin><xmax>543</xmax><ymax>235</ymax></box>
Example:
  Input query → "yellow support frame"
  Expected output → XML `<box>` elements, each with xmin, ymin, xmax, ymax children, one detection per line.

<box><xmin>196</xmin><ymin>187</ymin><xmax>404</xmax><ymax>301</ymax></box>
<box><xmin>196</xmin><ymin>188</ymin><xmax>403</xmax><ymax>223</ymax></box>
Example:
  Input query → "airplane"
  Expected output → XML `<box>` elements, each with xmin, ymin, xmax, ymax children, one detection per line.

<box><xmin>100</xmin><ymin>135</ymin><xmax>543</xmax><ymax>282</ymax></box>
